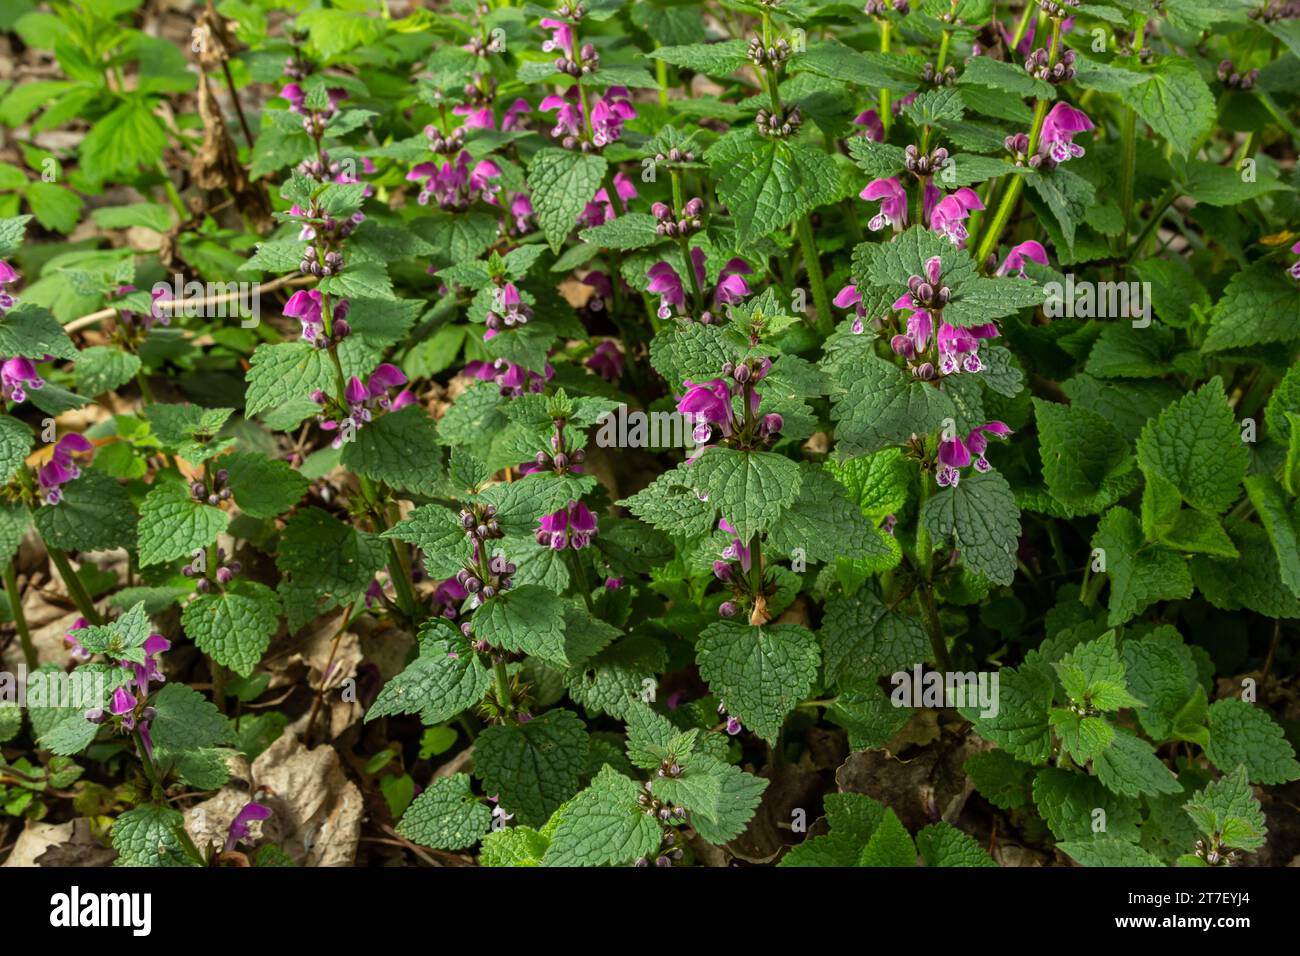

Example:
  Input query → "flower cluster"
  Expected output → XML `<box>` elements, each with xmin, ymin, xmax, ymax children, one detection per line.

<box><xmin>536</xmin><ymin>500</ymin><xmax>598</xmax><ymax>550</ymax></box>
<box><xmin>86</xmin><ymin>632</ymin><xmax>172</xmax><ymax>760</ymax></box>
<box><xmin>455</xmin><ymin>552</ymin><xmax>517</xmax><ymax>599</ymax></box>
<box><xmin>313</xmin><ymin>364</ymin><xmax>414</xmax><ymax>447</ymax></box>
<box><xmin>651</xmin><ymin>197</ymin><xmax>704</xmax><ymax>238</ymax></box>
<box><xmin>929</xmin><ymin>186</ymin><xmax>984</xmax><ymax>248</ymax></box>
<box><xmin>0</xmin><ymin>259</ymin><xmax>17</xmax><ymax>319</ymax></box>
<box><xmin>647</xmin><ymin>247</ymin><xmax>752</xmax><ymax>323</ymax></box>
<box><xmin>464</xmin><ymin>357</ymin><xmax>554</xmax><ymax>398</ymax></box>
<box><xmin>936</xmin><ymin>421</ymin><xmax>1012</xmax><ymax>487</ymax></box>
<box><xmin>676</xmin><ymin>358</ymin><xmax>782</xmax><ymax>456</ymax></box>
<box><xmin>891</xmin><ymin>255</ymin><xmax>999</xmax><ymax>378</ymax></box>
<box><xmin>38</xmin><ymin>433</ymin><xmax>92</xmax><ymax>505</ymax></box>
<box><xmin>484</xmin><ymin>282</ymin><xmax>532</xmax><ymax>339</ymax></box>
<box><xmin>540</xmin><ymin>87</ymin><xmax>635</xmax><ymax>151</ymax></box>
<box><xmin>284</xmin><ymin>290</ymin><xmax>350</xmax><ymax>347</ymax></box>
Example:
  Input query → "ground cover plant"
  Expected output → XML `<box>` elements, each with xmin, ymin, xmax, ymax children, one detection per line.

<box><xmin>0</xmin><ymin>0</ymin><xmax>1297</xmax><ymax>870</ymax></box>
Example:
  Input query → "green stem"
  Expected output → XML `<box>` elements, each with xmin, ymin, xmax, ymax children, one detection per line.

<box><xmin>1009</xmin><ymin>3</ymin><xmax>1035</xmax><ymax>52</ymax></box>
<box><xmin>1117</xmin><ymin>105</ymin><xmax>1137</xmax><ymax>261</ymax></box>
<box><xmin>4</xmin><ymin>560</ymin><xmax>35</xmax><ymax>670</ymax></box>
<box><xmin>493</xmin><ymin>659</ymin><xmax>512</xmax><ymax>716</ymax></box>
<box><xmin>796</xmin><ymin>216</ymin><xmax>833</xmax><ymax>334</ymax></box>
<box><xmin>973</xmin><ymin>19</ymin><xmax>1060</xmax><ymax>269</ymax></box>
<box><xmin>133</xmin><ymin>729</ymin><xmax>165</xmax><ymax>802</ymax></box>
<box><xmin>1125</xmin><ymin>187</ymin><xmax>1175</xmax><ymax>262</ymax></box>
<box><xmin>918</xmin><ymin>582</ymin><xmax>952</xmax><ymax>672</ymax></box>
<box><xmin>566</xmin><ymin>548</ymin><xmax>596</xmax><ymax>612</ymax></box>
<box><xmin>653</xmin><ymin>45</ymin><xmax>669</xmax><ymax>107</ymax></box>
<box><xmin>46</xmin><ymin>546</ymin><xmax>101</xmax><ymax>624</ymax></box>
<box><xmin>879</xmin><ymin>19</ymin><xmax>892</xmax><ymax>138</ymax></box>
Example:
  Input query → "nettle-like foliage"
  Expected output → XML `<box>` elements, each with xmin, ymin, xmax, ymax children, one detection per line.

<box><xmin>0</xmin><ymin>0</ymin><xmax>1297</xmax><ymax>869</ymax></box>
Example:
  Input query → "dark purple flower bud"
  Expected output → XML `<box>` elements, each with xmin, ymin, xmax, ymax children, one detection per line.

<box><xmin>191</xmin><ymin>481</ymin><xmax>207</xmax><ymax>498</ymax></box>
<box><xmin>332</xmin><ymin>319</ymin><xmax>351</xmax><ymax>339</ymax></box>
<box><xmin>196</xmin><ymin>578</ymin><xmax>210</xmax><ymax>593</ymax></box>
<box><xmin>761</xmin><ymin>413</ymin><xmax>783</xmax><ymax>434</ymax></box>
<box><xmin>684</xmin><ymin>197</ymin><xmax>704</xmax><ymax>217</ymax></box>
<box><xmin>719</xmin><ymin>601</ymin><xmax>738</xmax><ymax>618</ymax></box>
<box><xmin>217</xmin><ymin>566</ymin><xmax>234</xmax><ymax>584</ymax></box>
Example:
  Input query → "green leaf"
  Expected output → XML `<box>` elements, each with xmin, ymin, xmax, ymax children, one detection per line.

<box><xmin>1057</xmin><ymin>838</ymin><xmax>1166</xmax><ymax>867</ymax></box>
<box><xmin>475</xmin><ymin>709</ymin><xmax>589</xmax><ymax>826</ymax></box>
<box><xmin>383</xmin><ymin>505</ymin><xmax>470</xmax><ymax>579</ymax></box>
<box><xmin>1128</xmin><ymin>59</ymin><xmax>1216</xmax><ymax>159</ymax></box>
<box><xmin>766</xmin><ymin>463</ymin><xmax>890</xmax><ymax>565</ymax></box>
<box><xmin>1053</xmin><ymin>632</ymin><xmax>1145</xmax><ymax>712</ymax></box>
<box><xmin>542</xmin><ymin>765</ymin><xmax>662</xmax><ymax>866</ymax></box>
<box><xmin>1183</xmin><ymin>765</ymin><xmax>1266</xmax><ymax>852</ymax></box>
<box><xmin>618</xmin><ymin>471</ymin><xmax>716</xmax><ymax>539</ymax></box>
<box><xmin>151</xmin><ymin>682</ymin><xmax>235</xmax><ymax>754</ymax></box>
<box><xmin>1205</xmin><ymin>698</ymin><xmax>1300</xmax><ymax>785</ymax></box>
<box><xmin>340</xmin><ymin>405</ymin><xmax>444</xmax><ymax>497</ymax></box>
<box><xmin>578</xmin><ymin>212</ymin><xmax>660</xmax><ymax>251</ymax></box>
<box><xmin>654</xmin><ymin>753</ymin><xmax>768</xmax><ymax>845</ymax></box>
<box><xmin>1243</xmin><ymin>475</ymin><xmax>1300</xmax><ymax>599</ymax></box>
<box><xmin>687</xmin><ymin>446</ymin><xmax>802</xmax><ymax>541</ymax></box>
<box><xmin>34</xmin><ymin>467</ymin><xmax>136</xmax><ymax>552</ymax></box>
<box><xmin>960</xmin><ymin>656</ymin><xmax>1055</xmax><ymax>763</ymax></box>
<box><xmin>1135</xmin><ymin>377</ymin><xmax>1247</xmax><ymax>514</ymax></box>
<box><xmin>1033</xmin><ymin>398</ymin><xmax>1134</xmax><ymax>512</ymax></box>
<box><xmin>0</xmin><ymin>415</ymin><xmax>31</xmax><ymax>485</ymax></box>
<box><xmin>75</xmin><ymin>345</ymin><xmax>142</xmax><ymax>395</ymax></box>
<box><xmin>645</xmin><ymin>40</ymin><xmax>749</xmax><ymax>76</ymax></box>
<box><xmin>1031</xmin><ymin>767</ymin><xmax>1142</xmax><ymax>842</ymax></box>
<box><xmin>1203</xmin><ymin>262</ymin><xmax>1300</xmax><ymax>353</ymax></box>
<box><xmin>181</xmin><ymin>581</ymin><xmax>282</xmax><ymax>678</ymax></box>
<box><xmin>1094</xmin><ymin>729</ymin><xmax>1182</xmax><ymax>797</ymax></box>
<box><xmin>396</xmin><ymin>773</ymin><xmax>491</xmax><ymax>850</ymax></box>
<box><xmin>223</xmin><ymin>450</ymin><xmax>308</xmax><ymax>519</ymax></box>
<box><xmin>916</xmin><ymin>822</ymin><xmax>997</xmax><ymax>867</ymax></box>
<box><xmin>856</xmin><ymin>808</ymin><xmax>916</xmax><ymax>866</ymax></box>
<box><xmin>831</xmin><ymin>354</ymin><xmax>956</xmax><ymax>455</ymax></box>
<box><xmin>25</xmin><ymin>181</ymin><xmax>83</xmax><ymax>233</ymax></box>
<box><xmin>112</xmin><ymin>804</ymin><xmax>197</xmax><ymax>867</ymax></box>
<box><xmin>819</xmin><ymin>586</ymin><xmax>929</xmax><ymax>683</ymax></box>
<box><xmin>0</xmin><ymin>303</ymin><xmax>77</xmax><ymax>360</ymax></box>
<box><xmin>138</xmin><ymin>480</ymin><xmax>230</xmax><ymax>567</ymax></box>
<box><xmin>276</xmin><ymin>507</ymin><xmax>387</xmax><ymax>631</ymax></box>
<box><xmin>565</xmin><ymin>634</ymin><xmax>667</xmax><ymax>720</ymax></box>
<box><xmin>921</xmin><ymin>471</ymin><xmax>1022</xmax><ymax>586</ymax></box>
<box><xmin>527</xmin><ymin>148</ymin><xmax>608</xmax><ymax>254</ymax></box>
<box><xmin>81</xmin><ymin>100</ymin><xmax>169</xmax><ymax>184</ymax></box>
<box><xmin>696</xmin><ymin>621</ymin><xmax>820</xmax><ymax>744</ymax></box>
<box><xmin>1093</xmin><ymin>507</ymin><xmax>1193</xmax><ymax>626</ymax></box>
<box><xmin>474</xmin><ymin>585</ymin><xmax>574</xmax><ymax>668</ymax></box>
<box><xmin>367</xmin><ymin>629</ymin><xmax>491</xmax><ymax>724</ymax></box>
<box><xmin>710</xmin><ymin>136</ymin><xmax>839</xmax><ymax>246</ymax></box>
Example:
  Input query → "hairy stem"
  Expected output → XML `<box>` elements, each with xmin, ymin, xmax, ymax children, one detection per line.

<box><xmin>46</xmin><ymin>546</ymin><xmax>102</xmax><ymax>625</ymax></box>
<box><xmin>4</xmin><ymin>560</ymin><xmax>35</xmax><ymax>670</ymax></box>
<box><xmin>796</xmin><ymin>216</ymin><xmax>833</xmax><ymax>334</ymax></box>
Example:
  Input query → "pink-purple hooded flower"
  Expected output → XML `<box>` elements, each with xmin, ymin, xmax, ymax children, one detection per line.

<box><xmin>862</xmin><ymin>177</ymin><xmax>908</xmax><ymax>232</ymax></box>
<box><xmin>929</xmin><ymin>187</ymin><xmax>984</xmax><ymax>248</ymax></box>
<box><xmin>937</xmin><ymin>421</ymin><xmax>1012</xmax><ymax>487</ymax></box>
<box><xmin>1039</xmin><ymin>102</ymin><xmax>1094</xmax><ymax>165</ymax></box>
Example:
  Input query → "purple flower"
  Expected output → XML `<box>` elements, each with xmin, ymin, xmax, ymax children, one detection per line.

<box><xmin>936</xmin><ymin>421</ymin><xmax>1011</xmax><ymax>487</ymax></box>
<box><xmin>647</xmin><ymin>260</ymin><xmax>687</xmax><ymax>319</ymax></box>
<box><xmin>580</xmin><ymin>172</ymin><xmax>637</xmax><ymax>227</ymax></box>
<box><xmin>936</xmin><ymin>321</ymin><xmax>999</xmax><ymax>375</ymax></box>
<box><xmin>539</xmin><ymin>89</ymin><xmax>584</xmax><ymax>141</ymax></box>
<box><xmin>861</xmin><ymin>177</ymin><xmax>908</xmax><ymax>232</ymax></box>
<box><xmin>540</xmin><ymin>18</ymin><xmax>574</xmax><ymax>57</ymax></box>
<box><xmin>283</xmin><ymin>289</ymin><xmax>324</xmax><ymax>342</ymax></box>
<box><xmin>110</xmin><ymin>686</ymin><xmax>138</xmax><ymax>729</ymax></box>
<box><xmin>647</xmin><ymin>248</ymin><xmax>750</xmax><ymax>321</ymax></box>
<box><xmin>586</xmin><ymin>340</ymin><xmax>624</xmax><ymax>382</ymax></box>
<box><xmin>1039</xmin><ymin>102</ymin><xmax>1094</xmax><ymax>165</ymax></box>
<box><xmin>1</xmin><ymin>356</ymin><xmax>43</xmax><ymax>404</ymax></box>
<box><xmin>65</xmin><ymin>617</ymin><xmax>90</xmax><ymax>661</ymax></box>
<box><xmin>677</xmin><ymin>379</ymin><xmax>733</xmax><ymax>442</ymax></box>
<box><xmin>852</xmin><ymin>109</ymin><xmax>884</xmax><ymax>142</ymax></box>
<box><xmin>725</xmin><ymin>716</ymin><xmax>742</xmax><ymax>735</ymax></box>
<box><xmin>590</xmin><ymin>87</ymin><xmax>635</xmax><ymax>147</ymax></box>
<box><xmin>463</xmin><ymin>358</ymin><xmax>554</xmax><ymax>398</ymax></box>
<box><xmin>718</xmin><ymin>518</ymin><xmax>752</xmax><ymax>573</ymax></box>
<box><xmin>502</xmin><ymin>98</ymin><xmax>531</xmax><ymax>131</ymax></box>
<box><xmin>224</xmin><ymin>801</ymin><xmax>272</xmax><ymax>853</ymax></box>
<box><xmin>1290</xmin><ymin>240</ymin><xmax>1300</xmax><ymax>281</ymax></box>
<box><xmin>995</xmin><ymin>240</ymin><xmax>1049</xmax><ymax>278</ymax></box>
<box><xmin>407</xmin><ymin>152</ymin><xmax>501</xmax><ymax>210</ymax></box>
<box><xmin>834</xmin><ymin>285</ymin><xmax>869</xmax><ymax>334</ymax></box>
<box><xmin>604</xmin><ymin>577</ymin><xmax>624</xmax><ymax>590</ymax></box>
<box><xmin>0</xmin><ymin>260</ymin><xmax>19</xmax><ymax>318</ymax></box>
<box><xmin>39</xmin><ymin>433</ymin><xmax>92</xmax><ymax>505</ymax></box>
<box><xmin>929</xmin><ymin>187</ymin><xmax>984</xmax><ymax>248</ymax></box>
<box><xmin>535</xmin><ymin>500</ymin><xmax>598</xmax><ymax>550</ymax></box>
<box><xmin>432</xmin><ymin>577</ymin><xmax>468</xmax><ymax>619</ymax></box>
